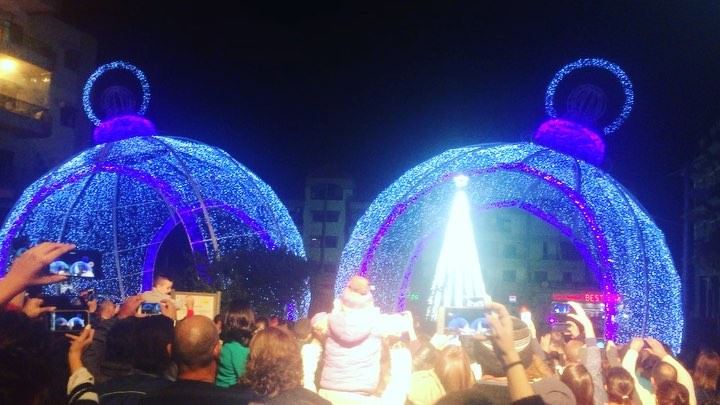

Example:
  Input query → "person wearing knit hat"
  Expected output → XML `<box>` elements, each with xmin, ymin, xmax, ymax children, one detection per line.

<box><xmin>312</xmin><ymin>275</ymin><xmax>416</xmax><ymax>402</ymax></box>
<box><xmin>469</xmin><ymin>316</ymin><xmax>576</xmax><ymax>405</ymax></box>
<box><xmin>339</xmin><ymin>275</ymin><xmax>374</xmax><ymax>309</ymax></box>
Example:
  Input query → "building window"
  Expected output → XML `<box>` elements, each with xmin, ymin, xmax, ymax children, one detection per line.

<box><xmin>532</xmin><ymin>271</ymin><xmax>547</xmax><ymax>283</ymax></box>
<box><xmin>309</xmin><ymin>235</ymin><xmax>338</xmax><ymax>248</ymax></box>
<box><xmin>324</xmin><ymin>235</ymin><xmax>338</xmax><ymax>248</ymax></box>
<box><xmin>562</xmin><ymin>272</ymin><xmax>573</xmax><ymax>283</ymax></box>
<box><xmin>542</xmin><ymin>241</ymin><xmax>559</xmax><ymax>260</ymax></box>
<box><xmin>312</xmin><ymin>210</ymin><xmax>340</xmax><ymax>223</ymax></box>
<box><xmin>2</xmin><ymin>20</ymin><xmax>23</xmax><ymax>45</ymax></box>
<box><xmin>496</xmin><ymin>215</ymin><xmax>511</xmax><ymax>233</ymax></box>
<box><xmin>560</xmin><ymin>241</ymin><xmax>581</xmax><ymax>260</ymax></box>
<box><xmin>0</xmin><ymin>53</ymin><xmax>51</xmax><ymax>121</ymax></box>
<box><xmin>503</xmin><ymin>270</ymin><xmax>516</xmax><ymax>282</ymax></box>
<box><xmin>64</xmin><ymin>49</ymin><xmax>81</xmax><ymax>71</ymax></box>
<box><xmin>310</xmin><ymin>183</ymin><xmax>343</xmax><ymax>200</ymax></box>
<box><xmin>481</xmin><ymin>240</ymin><xmax>498</xmax><ymax>257</ymax></box>
<box><xmin>503</xmin><ymin>244</ymin><xmax>518</xmax><ymax>259</ymax></box>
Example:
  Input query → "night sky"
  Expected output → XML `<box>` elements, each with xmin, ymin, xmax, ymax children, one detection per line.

<box><xmin>58</xmin><ymin>2</ymin><xmax>720</xmax><ymax>260</ymax></box>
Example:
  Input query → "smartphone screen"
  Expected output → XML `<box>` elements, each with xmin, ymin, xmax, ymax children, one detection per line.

<box><xmin>520</xmin><ymin>311</ymin><xmax>532</xmax><ymax>324</ymax></box>
<box><xmin>445</xmin><ymin>307</ymin><xmax>488</xmax><ymax>335</ymax></box>
<box><xmin>552</xmin><ymin>302</ymin><xmax>570</xmax><ymax>314</ymax></box>
<box><xmin>48</xmin><ymin>250</ymin><xmax>102</xmax><ymax>278</ymax></box>
<box><xmin>48</xmin><ymin>310</ymin><xmax>89</xmax><ymax>333</ymax></box>
<box><xmin>140</xmin><ymin>302</ymin><xmax>162</xmax><ymax>315</ymax></box>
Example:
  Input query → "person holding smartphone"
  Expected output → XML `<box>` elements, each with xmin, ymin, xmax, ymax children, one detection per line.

<box><xmin>566</xmin><ymin>301</ymin><xmax>607</xmax><ymax>405</ymax></box>
<box><xmin>437</xmin><ymin>302</ymin><xmax>546</xmax><ymax>405</ymax></box>
<box><xmin>0</xmin><ymin>242</ymin><xmax>74</xmax><ymax>307</ymax></box>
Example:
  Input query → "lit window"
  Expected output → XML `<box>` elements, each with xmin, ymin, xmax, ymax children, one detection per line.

<box><xmin>0</xmin><ymin>53</ymin><xmax>51</xmax><ymax>121</ymax></box>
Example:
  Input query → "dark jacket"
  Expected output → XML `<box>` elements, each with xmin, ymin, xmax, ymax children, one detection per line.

<box><xmin>96</xmin><ymin>372</ymin><xmax>173</xmax><ymax>405</ymax></box>
<box><xmin>140</xmin><ymin>379</ymin><xmax>249</xmax><ymax>405</ymax></box>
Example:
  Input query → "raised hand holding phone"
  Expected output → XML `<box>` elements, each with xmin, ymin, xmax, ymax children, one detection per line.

<box><xmin>0</xmin><ymin>243</ymin><xmax>74</xmax><ymax>305</ymax></box>
<box><xmin>567</xmin><ymin>301</ymin><xmax>595</xmax><ymax>338</ymax></box>
<box><xmin>67</xmin><ymin>326</ymin><xmax>94</xmax><ymax>374</ymax></box>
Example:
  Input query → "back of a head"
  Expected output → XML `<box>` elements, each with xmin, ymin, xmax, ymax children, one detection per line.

<box><xmin>652</xmin><ymin>361</ymin><xmax>678</xmax><ymax>388</ymax></box>
<box><xmin>241</xmin><ymin>327</ymin><xmax>302</xmax><ymax>397</ymax></box>
<box><xmin>153</xmin><ymin>274</ymin><xmax>172</xmax><ymax>287</ymax></box>
<box><xmin>412</xmin><ymin>340</ymin><xmax>438</xmax><ymax>371</ymax></box>
<box><xmin>435</xmin><ymin>346</ymin><xmax>475</xmax><ymax>393</ymax></box>
<box><xmin>656</xmin><ymin>380</ymin><xmax>689</xmax><ymax>405</ymax></box>
<box><xmin>435</xmin><ymin>387</ymin><xmax>494</xmax><ymax>405</ymax></box>
<box><xmin>474</xmin><ymin>317</ymin><xmax>533</xmax><ymax>377</ymax></box>
<box><xmin>134</xmin><ymin>315</ymin><xmax>174</xmax><ymax>375</ymax></box>
<box><xmin>106</xmin><ymin>317</ymin><xmax>139</xmax><ymax>362</ymax></box>
<box><xmin>640</xmin><ymin>351</ymin><xmax>660</xmax><ymax>380</ymax></box>
<box><xmin>0</xmin><ymin>311</ymin><xmax>54</xmax><ymax>405</ymax></box>
<box><xmin>606</xmin><ymin>367</ymin><xmax>635</xmax><ymax>405</ymax></box>
<box><xmin>173</xmin><ymin>315</ymin><xmax>219</xmax><ymax>371</ymax></box>
<box><xmin>222</xmin><ymin>299</ymin><xmax>255</xmax><ymax>346</ymax></box>
<box><xmin>560</xmin><ymin>364</ymin><xmax>594</xmax><ymax>405</ymax></box>
<box><xmin>694</xmin><ymin>350</ymin><xmax>720</xmax><ymax>391</ymax></box>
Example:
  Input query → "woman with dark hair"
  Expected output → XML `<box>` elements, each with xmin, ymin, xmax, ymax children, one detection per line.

<box><xmin>694</xmin><ymin>350</ymin><xmax>720</xmax><ymax>404</ymax></box>
<box><xmin>605</xmin><ymin>367</ymin><xmax>634</xmax><ymax>405</ymax></box>
<box><xmin>237</xmin><ymin>327</ymin><xmax>329</xmax><ymax>403</ymax></box>
<box><xmin>560</xmin><ymin>363</ymin><xmax>594</xmax><ymax>405</ymax></box>
<box><xmin>656</xmin><ymin>380</ymin><xmax>690</xmax><ymax>405</ymax></box>
<box><xmin>215</xmin><ymin>299</ymin><xmax>255</xmax><ymax>387</ymax></box>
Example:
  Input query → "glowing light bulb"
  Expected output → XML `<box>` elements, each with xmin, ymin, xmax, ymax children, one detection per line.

<box><xmin>453</xmin><ymin>174</ymin><xmax>469</xmax><ymax>188</ymax></box>
<box><xmin>0</xmin><ymin>58</ymin><xmax>18</xmax><ymax>73</ymax></box>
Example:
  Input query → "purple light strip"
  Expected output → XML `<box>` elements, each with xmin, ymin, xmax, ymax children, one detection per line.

<box><xmin>394</xmin><ymin>228</ymin><xmax>440</xmax><ymax>311</ymax></box>
<box><xmin>362</xmin><ymin>162</ymin><xmax>617</xmax><ymax>338</ymax></box>
<box><xmin>142</xmin><ymin>217</ymin><xmax>179</xmax><ymax>290</ymax></box>
<box><xmin>0</xmin><ymin>163</ymin><xmax>210</xmax><ymax>286</ymax></box>
<box><xmin>141</xmin><ymin>199</ymin><xmax>278</xmax><ymax>290</ymax></box>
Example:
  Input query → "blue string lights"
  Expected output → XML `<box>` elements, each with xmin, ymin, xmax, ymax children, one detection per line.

<box><xmin>338</xmin><ymin>143</ymin><xmax>683</xmax><ymax>352</ymax></box>
<box><xmin>0</xmin><ymin>136</ymin><xmax>306</xmax><ymax>305</ymax></box>
<box><xmin>545</xmin><ymin>58</ymin><xmax>634</xmax><ymax>136</ymax></box>
<box><xmin>82</xmin><ymin>61</ymin><xmax>152</xmax><ymax>126</ymax></box>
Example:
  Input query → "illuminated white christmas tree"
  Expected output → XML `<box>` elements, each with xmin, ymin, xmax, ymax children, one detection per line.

<box><xmin>427</xmin><ymin>174</ymin><xmax>488</xmax><ymax>319</ymax></box>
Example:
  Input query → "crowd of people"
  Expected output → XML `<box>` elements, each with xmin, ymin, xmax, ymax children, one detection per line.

<box><xmin>1</xmin><ymin>242</ymin><xmax>719</xmax><ymax>405</ymax></box>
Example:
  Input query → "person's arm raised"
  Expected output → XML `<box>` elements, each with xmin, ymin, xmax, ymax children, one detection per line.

<box><xmin>646</xmin><ymin>337</ymin><xmax>697</xmax><ymax>405</ymax></box>
<box><xmin>66</xmin><ymin>326</ymin><xmax>99</xmax><ymax>404</ymax></box>
<box><xmin>0</xmin><ymin>242</ymin><xmax>74</xmax><ymax>305</ymax></box>
<box><xmin>481</xmin><ymin>302</ymin><xmax>536</xmax><ymax>403</ymax></box>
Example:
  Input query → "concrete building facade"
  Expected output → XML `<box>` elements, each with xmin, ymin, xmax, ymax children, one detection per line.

<box><xmin>0</xmin><ymin>0</ymin><xmax>97</xmax><ymax>218</ymax></box>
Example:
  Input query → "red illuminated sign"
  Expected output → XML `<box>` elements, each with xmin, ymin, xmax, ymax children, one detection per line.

<box><xmin>552</xmin><ymin>292</ymin><xmax>620</xmax><ymax>303</ymax></box>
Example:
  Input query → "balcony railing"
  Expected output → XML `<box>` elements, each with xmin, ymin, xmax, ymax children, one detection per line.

<box><xmin>0</xmin><ymin>20</ymin><xmax>55</xmax><ymax>68</ymax></box>
<box><xmin>0</xmin><ymin>93</ymin><xmax>50</xmax><ymax>122</ymax></box>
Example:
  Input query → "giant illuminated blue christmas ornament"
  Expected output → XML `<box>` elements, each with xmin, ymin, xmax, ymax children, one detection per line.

<box><xmin>338</xmin><ymin>58</ymin><xmax>683</xmax><ymax>352</ymax></box>
<box><xmin>0</xmin><ymin>61</ymin><xmax>305</xmax><ymax>305</ymax></box>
